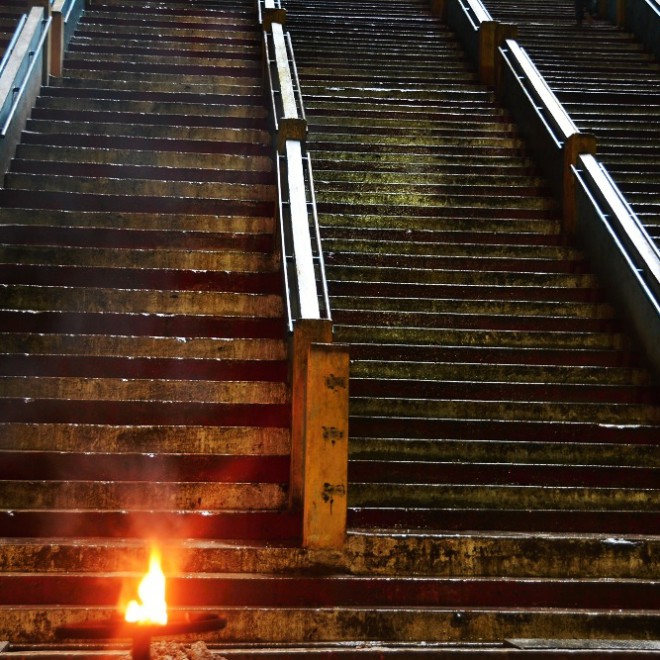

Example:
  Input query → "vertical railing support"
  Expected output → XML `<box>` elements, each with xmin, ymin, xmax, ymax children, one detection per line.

<box><xmin>563</xmin><ymin>132</ymin><xmax>598</xmax><ymax>235</ymax></box>
<box><xmin>290</xmin><ymin>318</ymin><xmax>333</xmax><ymax>509</ymax></box>
<box><xmin>301</xmin><ymin>343</ymin><xmax>349</xmax><ymax>549</ymax></box>
<box><xmin>263</xmin><ymin>0</ymin><xmax>346</xmax><ymax>549</ymax></box>
<box><xmin>51</xmin><ymin>1</ymin><xmax>64</xmax><ymax>77</ymax></box>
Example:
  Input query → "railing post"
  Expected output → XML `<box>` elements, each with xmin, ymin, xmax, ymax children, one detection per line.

<box><xmin>564</xmin><ymin>132</ymin><xmax>597</xmax><ymax>235</ymax></box>
<box><xmin>301</xmin><ymin>343</ymin><xmax>349</xmax><ymax>549</ymax></box>
<box><xmin>430</xmin><ymin>0</ymin><xmax>447</xmax><ymax>20</ymax></box>
<box><xmin>51</xmin><ymin>1</ymin><xmax>64</xmax><ymax>77</ymax></box>
<box><xmin>290</xmin><ymin>318</ymin><xmax>333</xmax><ymax>509</ymax></box>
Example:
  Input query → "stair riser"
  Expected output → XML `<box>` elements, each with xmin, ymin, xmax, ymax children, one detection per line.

<box><xmin>349</xmin><ymin>417</ymin><xmax>660</xmax><ymax>444</ymax></box>
<box><xmin>350</xmin><ymin>378</ymin><xmax>655</xmax><ymax>405</ymax></box>
<box><xmin>0</xmin><ymin>575</ymin><xmax>656</xmax><ymax>609</ymax></box>
<box><xmin>0</xmin><ymin>189</ymin><xmax>274</xmax><ymax>216</ymax></box>
<box><xmin>349</xmin><ymin>461</ymin><xmax>660</xmax><ymax>489</ymax></box>
<box><xmin>0</xmin><ymin>511</ymin><xmax>301</xmax><ymax>541</ymax></box>
<box><xmin>0</xmin><ymin>453</ymin><xmax>290</xmax><ymax>482</ymax></box>
<box><xmin>0</xmin><ymin>400</ymin><xmax>290</xmax><ymax>427</ymax></box>
<box><xmin>349</xmin><ymin>508</ymin><xmax>660</xmax><ymax>535</ymax></box>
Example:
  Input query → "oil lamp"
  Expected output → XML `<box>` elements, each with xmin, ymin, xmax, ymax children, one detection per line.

<box><xmin>56</xmin><ymin>545</ymin><xmax>226</xmax><ymax>660</ymax></box>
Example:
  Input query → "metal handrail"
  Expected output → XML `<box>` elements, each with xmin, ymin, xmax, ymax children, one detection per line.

<box><xmin>263</xmin><ymin>31</ymin><xmax>279</xmax><ymax>134</ymax></box>
<box><xmin>0</xmin><ymin>10</ymin><xmax>51</xmax><ymax>138</ymax></box>
<box><xmin>575</xmin><ymin>155</ymin><xmax>660</xmax><ymax>299</ymax></box>
<box><xmin>460</xmin><ymin>0</ymin><xmax>492</xmax><ymax>29</ymax></box>
<box><xmin>285</xmin><ymin>31</ymin><xmax>306</xmax><ymax>124</ymax></box>
<box><xmin>275</xmin><ymin>151</ymin><xmax>295</xmax><ymax>335</ymax></box>
<box><xmin>573</xmin><ymin>154</ymin><xmax>660</xmax><ymax>375</ymax></box>
<box><xmin>0</xmin><ymin>14</ymin><xmax>27</xmax><ymax>80</ymax></box>
<box><xmin>500</xmin><ymin>39</ymin><xmax>578</xmax><ymax>147</ymax></box>
<box><xmin>304</xmin><ymin>152</ymin><xmax>331</xmax><ymax>321</ymax></box>
<box><xmin>263</xmin><ymin>14</ymin><xmax>329</xmax><ymax>330</ymax></box>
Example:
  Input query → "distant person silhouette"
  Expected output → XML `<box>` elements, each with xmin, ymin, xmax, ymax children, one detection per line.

<box><xmin>575</xmin><ymin>0</ymin><xmax>598</xmax><ymax>26</ymax></box>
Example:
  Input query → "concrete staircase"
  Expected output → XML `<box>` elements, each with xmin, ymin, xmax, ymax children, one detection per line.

<box><xmin>284</xmin><ymin>0</ymin><xmax>660</xmax><ymax>646</ymax></box>
<box><xmin>484</xmin><ymin>0</ymin><xmax>660</xmax><ymax>246</ymax></box>
<box><xmin>0</xmin><ymin>0</ymin><xmax>659</xmax><ymax>656</ymax></box>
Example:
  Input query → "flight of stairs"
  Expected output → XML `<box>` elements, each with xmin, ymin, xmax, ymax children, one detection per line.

<box><xmin>484</xmin><ymin>0</ymin><xmax>660</xmax><ymax>246</ymax></box>
<box><xmin>0</xmin><ymin>0</ymin><xmax>659</xmax><ymax>656</ymax></box>
<box><xmin>285</xmin><ymin>0</ymin><xmax>660</xmax><ymax>644</ymax></box>
<box><xmin>0</xmin><ymin>0</ymin><xmax>305</xmax><ymax>648</ymax></box>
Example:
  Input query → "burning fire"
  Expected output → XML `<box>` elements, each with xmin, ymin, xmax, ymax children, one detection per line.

<box><xmin>124</xmin><ymin>546</ymin><xmax>168</xmax><ymax>626</ymax></box>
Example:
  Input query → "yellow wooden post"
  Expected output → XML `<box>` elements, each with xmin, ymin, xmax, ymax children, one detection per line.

<box><xmin>50</xmin><ymin>5</ymin><xmax>64</xmax><ymax>77</ymax></box>
<box><xmin>430</xmin><ymin>0</ymin><xmax>447</xmax><ymax>20</ymax></box>
<box><xmin>616</xmin><ymin>0</ymin><xmax>626</xmax><ymax>28</ymax></box>
<box><xmin>563</xmin><ymin>132</ymin><xmax>597</xmax><ymax>235</ymax></box>
<box><xmin>290</xmin><ymin>318</ymin><xmax>333</xmax><ymax>509</ymax></box>
<box><xmin>478</xmin><ymin>21</ymin><xmax>497</xmax><ymax>87</ymax></box>
<box><xmin>302</xmin><ymin>343</ymin><xmax>349</xmax><ymax>549</ymax></box>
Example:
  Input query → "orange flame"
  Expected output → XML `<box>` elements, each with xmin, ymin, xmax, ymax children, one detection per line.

<box><xmin>124</xmin><ymin>546</ymin><xmax>168</xmax><ymax>625</ymax></box>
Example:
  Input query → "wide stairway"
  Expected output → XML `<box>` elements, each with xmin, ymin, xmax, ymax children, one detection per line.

<box><xmin>286</xmin><ymin>0</ymin><xmax>660</xmax><ymax>646</ymax></box>
<box><xmin>484</xmin><ymin>0</ymin><xmax>660</xmax><ymax>246</ymax></box>
<box><xmin>0</xmin><ymin>0</ymin><xmax>302</xmax><ymax>650</ymax></box>
<box><xmin>0</xmin><ymin>0</ymin><xmax>659</xmax><ymax>656</ymax></box>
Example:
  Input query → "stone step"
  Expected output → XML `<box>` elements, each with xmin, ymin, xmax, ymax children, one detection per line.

<box><xmin>0</xmin><ymin>333</ymin><xmax>285</xmax><ymax>360</ymax></box>
<box><xmin>349</xmin><ymin>437</ymin><xmax>660</xmax><ymax>467</ymax></box>
<box><xmin>349</xmin><ymin>359</ymin><xmax>645</xmax><ymax>385</ymax></box>
<box><xmin>50</xmin><ymin>75</ymin><xmax>262</xmax><ymax>96</ymax></box>
<box><xmin>0</xmin><ymin>423</ymin><xmax>290</xmax><ymax>454</ymax></box>
<box><xmin>24</xmin><ymin>118</ymin><xmax>269</xmax><ymax>146</ymax></box>
<box><xmin>350</xmin><ymin>396</ymin><xmax>658</xmax><ymax>425</ymax></box>
<box><xmin>15</xmin><ymin>143</ymin><xmax>271</xmax><ymax>173</ymax></box>
<box><xmin>0</xmin><ymin>531</ymin><xmax>656</xmax><ymax>578</ymax></box>
<box><xmin>326</xmin><ymin>264</ymin><xmax>595</xmax><ymax>287</ymax></box>
<box><xmin>0</xmin><ymin>188</ymin><xmax>273</xmax><ymax>216</ymax></box>
<box><xmin>348</xmin><ymin>415</ymin><xmax>660</xmax><ymax>444</ymax></box>
<box><xmin>0</xmin><ymin>310</ymin><xmax>285</xmax><ymax>340</ymax></box>
<box><xmin>0</xmin><ymin>376</ymin><xmax>287</xmax><ymax>405</ymax></box>
<box><xmin>1</xmin><ymin>605</ymin><xmax>658</xmax><ymax>647</ymax></box>
<box><xmin>68</xmin><ymin>35</ymin><xmax>259</xmax><ymax>57</ymax></box>
<box><xmin>332</xmin><ymin>296</ymin><xmax>612</xmax><ymax>318</ymax></box>
<box><xmin>4</xmin><ymin>173</ymin><xmax>274</xmax><ymax>203</ymax></box>
<box><xmin>0</xmin><ymin>231</ymin><xmax>274</xmax><ymax>260</ymax></box>
<box><xmin>328</xmin><ymin>278</ymin><xmax>605</xmax><ymax>304</ymax></box>
<box><xmin>0</xmin><ymin>480</ymin><xmax>287</xmax><ymax>511</ymax></box>
<box><xmin>325</xmin><ymin>249</ymin><xmax>587</xmax><ymax>272</ymax></box>
<box><xmin>321</xmin><ymin>215</ymin><xmax>561</xmax><ymax>237</ymax></box>
<box><xmin>0</xmin><ymin>284</ymin><xmax>282</xmax><ymax>317</ymax></box>
<box><xmin>334</xmin><ymin>309</ymin><xmax>617</xmax><ymax>335</ymax></box>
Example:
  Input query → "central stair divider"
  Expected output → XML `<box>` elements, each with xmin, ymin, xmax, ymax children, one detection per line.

<box><xmin>259</xmin><ymin>1</ymin><xmax>349</xmax><ymax>549</ymax></box>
